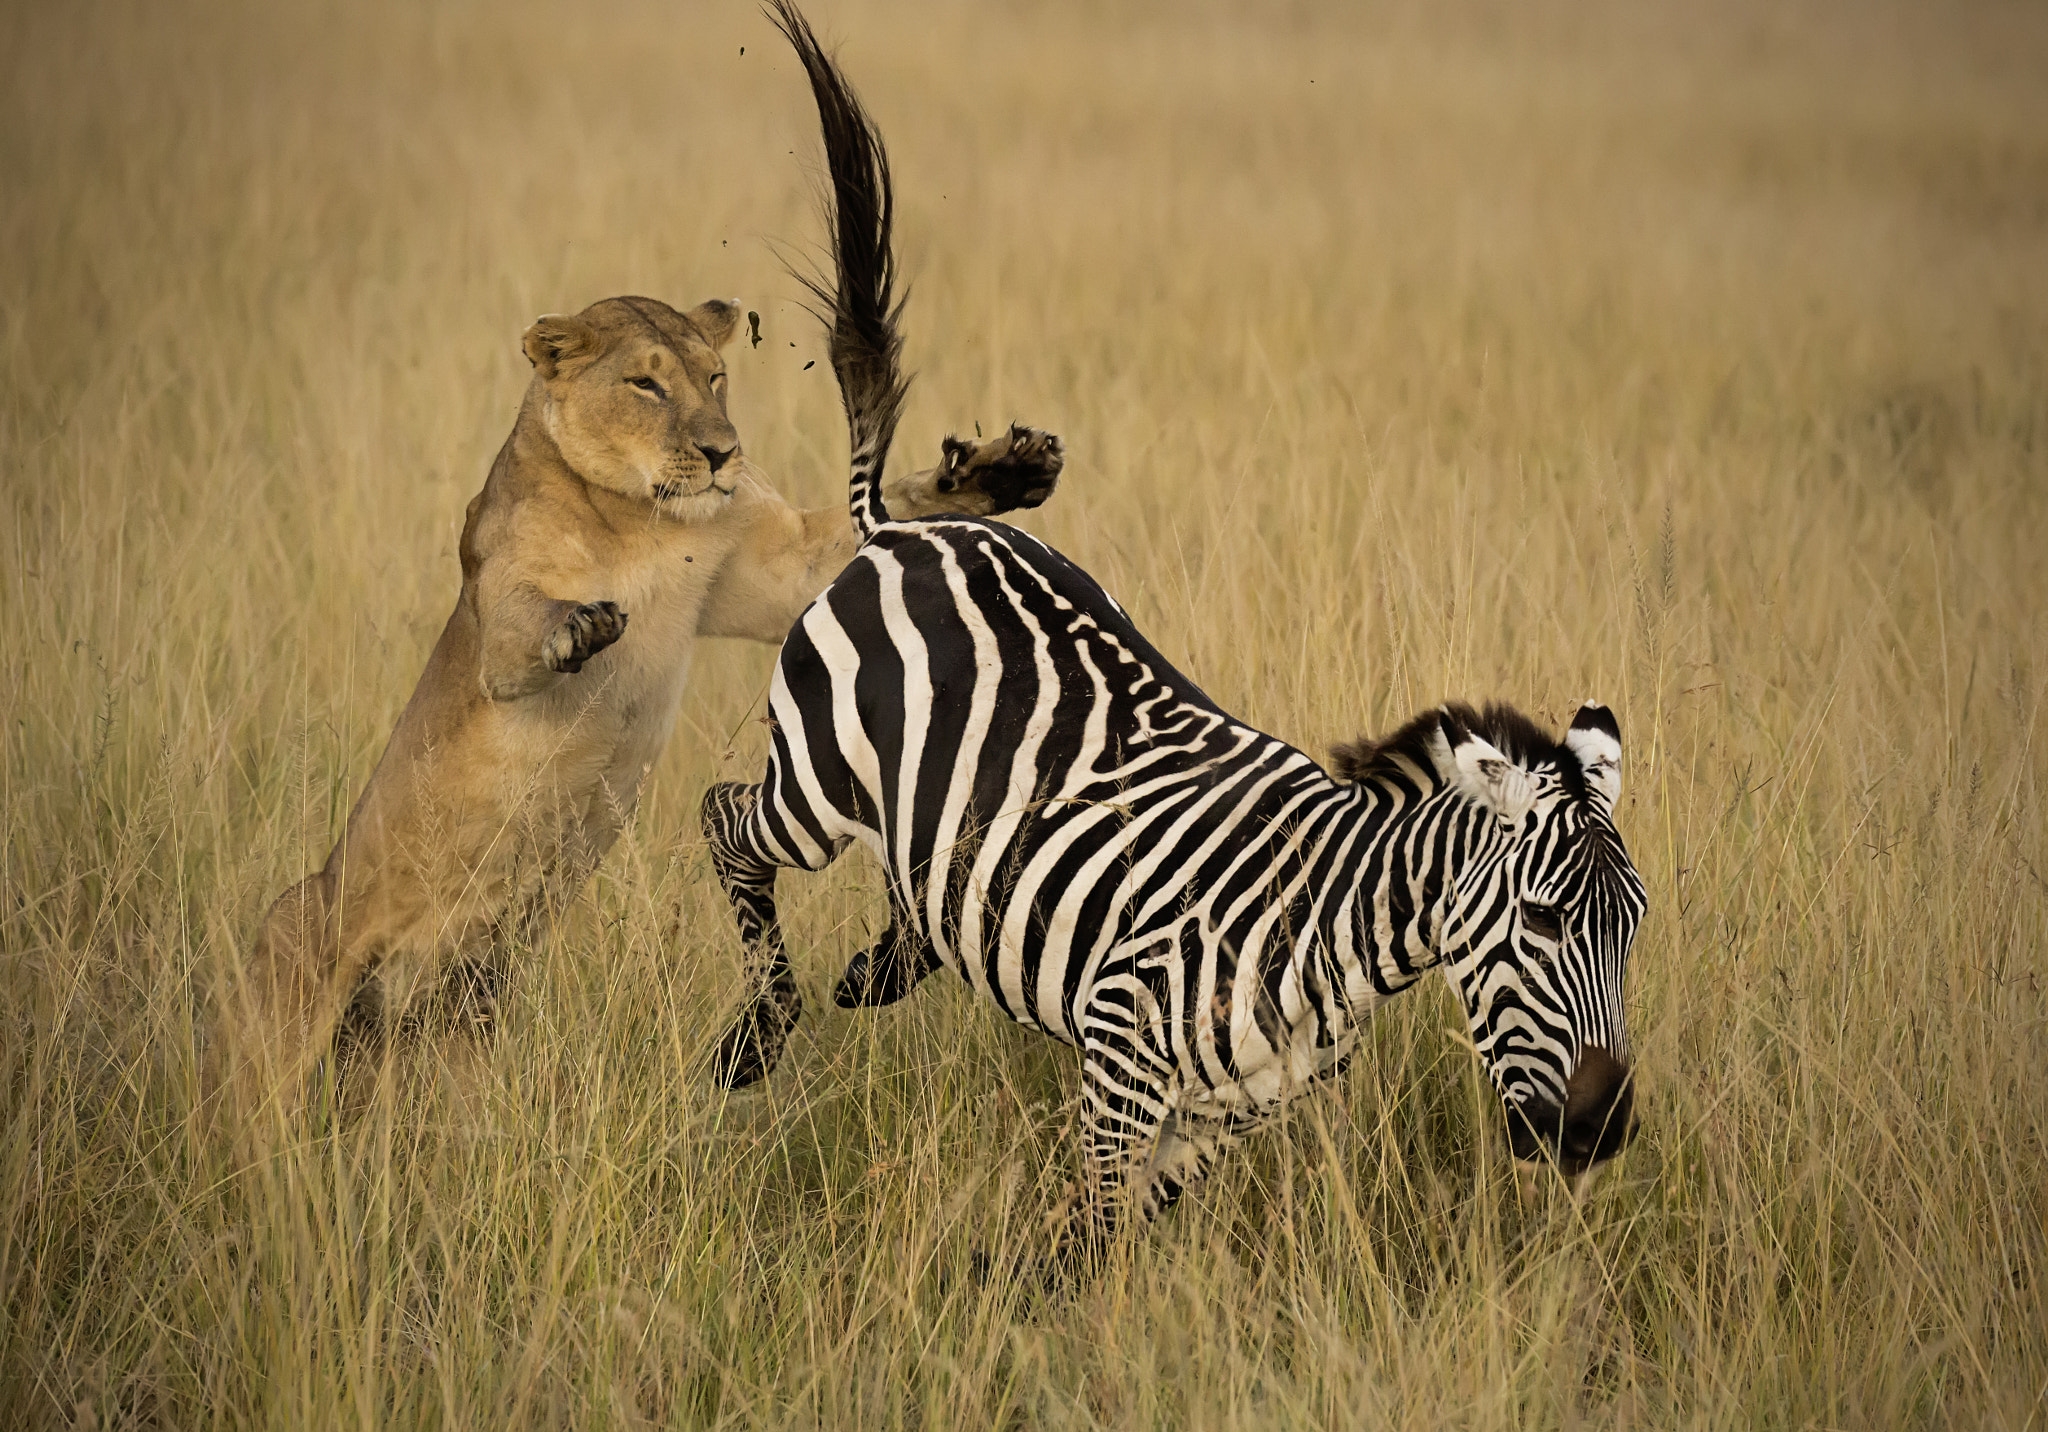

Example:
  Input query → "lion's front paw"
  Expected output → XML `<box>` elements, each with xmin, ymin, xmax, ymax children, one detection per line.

<box><xmin>935</xmin><ymin>423</ymin><xmax>1066</xmax><ymax>514</ymax></box>
<box><xmin>543</xmin><ymin>601</ymin><xmax>628</xmax><ymax>674</ymax></box>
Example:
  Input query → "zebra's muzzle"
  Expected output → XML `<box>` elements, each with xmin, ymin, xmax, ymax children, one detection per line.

<box><xmin>1504</xmin><ymin>1045</ymin><xmax>1636</xmax><ymax>1174</ymax></box>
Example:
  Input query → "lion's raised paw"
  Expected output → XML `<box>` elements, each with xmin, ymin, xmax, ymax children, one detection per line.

<box><xmin>543</xmin><ymin>601</ymin><xmax>628</xmax><ymax>674</ymax></box>
<box><xmin>935</xmin><ymin>424</ymin><xmax>1066</xmax><ymax>514</ymax></box>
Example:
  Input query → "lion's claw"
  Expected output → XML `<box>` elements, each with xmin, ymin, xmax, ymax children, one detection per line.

<box><xmin>936</xmin><ymin>424</ymin><xmax>1065</xmax><ymax>514</ymax></box>
<box><xmin>543</xmin><ymin>601</ymin><xmax>628</xmax><ymax>673</ymax></box>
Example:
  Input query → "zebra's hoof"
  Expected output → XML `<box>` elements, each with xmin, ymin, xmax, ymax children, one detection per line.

<box><xmin>966</xmin><ymin>1243</ymin><xmax>1026</xmax><ymax>1289</ymax></box>
<box><xmin>712</xmin><ymin>985</ymin><xmax>802</xmax><ymax>1089</ymax></box>
<box><xmin>831</xmin><ymin>932</ymin><xmax>939</xmax><ymax>1008</ymax></box>
<box><xmin>830</xmin><ymin>949</ymin><xmax>881</xmax><ymax>1009</ymax></box>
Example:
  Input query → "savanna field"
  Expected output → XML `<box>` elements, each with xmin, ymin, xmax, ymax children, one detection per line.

<box><xmin>4</xmin><ymin>0</ymin><xmax>2047</xmax><ymax>1425</ymax></box>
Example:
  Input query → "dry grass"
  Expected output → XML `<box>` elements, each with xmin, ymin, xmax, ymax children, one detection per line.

<box><xmin>5</xmin><ymin>0</ymin><xmax>2047</xmax><ymax>1425</ymax></box>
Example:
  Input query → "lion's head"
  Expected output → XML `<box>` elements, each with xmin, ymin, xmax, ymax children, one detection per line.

<box><xmin>521</xmin><ymin>295</ymin><xmax>745</xmax><ymax>520</ymax></box>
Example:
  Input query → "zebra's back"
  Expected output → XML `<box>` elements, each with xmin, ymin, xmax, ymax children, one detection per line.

<box><xmin>765</xmin><ymin>517</ymin><xmax>1336</xmax><ymax>1043</ymax></box>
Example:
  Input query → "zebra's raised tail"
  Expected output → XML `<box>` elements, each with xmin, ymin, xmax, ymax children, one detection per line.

<box><xmin>769</xmin><ymin>0</ymin><xmax>906</xmax><ymax>540</ymax></box>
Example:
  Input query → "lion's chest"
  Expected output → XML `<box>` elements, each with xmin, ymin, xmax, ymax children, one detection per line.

<box><xmin>596</xmin><ymin>540</ymin><xmax>720</xmax><ymax>693</ymax></box>
<box><xmin>529</xmin><ymin>529</ymin><xmax>725</xmax><ymax>742</ymax></box>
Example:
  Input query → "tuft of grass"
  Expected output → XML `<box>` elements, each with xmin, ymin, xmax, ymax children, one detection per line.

<box><xmin>4</xmin><ymin>0</ymin><xmax>2046</xmax><ymax>1425</ymax></box>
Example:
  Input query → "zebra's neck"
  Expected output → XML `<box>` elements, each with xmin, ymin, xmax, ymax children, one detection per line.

<box><xmin>1287</xmin><ymin>763</ymin><xmax>1498</xmax><ymax>1039</ymax></box>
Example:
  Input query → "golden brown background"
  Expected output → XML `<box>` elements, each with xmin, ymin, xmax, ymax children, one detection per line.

<box><xmin>4</xmin><ymin>0</ymin><xmax>2045</xmax><ymax>1424</ymax></box>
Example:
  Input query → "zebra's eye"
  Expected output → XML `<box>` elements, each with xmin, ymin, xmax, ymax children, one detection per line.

<box><xmin>1521</xmin><ymin>901</ymin><xmax>1564</xmax><ymax>943</ymax></box>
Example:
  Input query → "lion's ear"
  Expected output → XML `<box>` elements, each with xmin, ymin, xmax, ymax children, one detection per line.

<box><xmin>684</xmin><ymin>298</ymin><xmax>742</xmax><ymax>350</ymax></box>
<box><xmin>521</xmin><ymin>314</ymin><xmax>601</xmax><ymax>378</ymax></box>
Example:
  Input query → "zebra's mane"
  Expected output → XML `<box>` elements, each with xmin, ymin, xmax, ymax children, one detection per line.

<box><xmin>1328</xmin><ymin>701</ymin><xmax>1585</xmax><ymax>799</ymax></box>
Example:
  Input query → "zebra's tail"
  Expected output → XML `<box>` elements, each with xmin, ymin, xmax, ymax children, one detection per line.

<box><xmin>768</xmin><ymin>0</ymin><xmax>905</xmax><ymax>541</ymax></box>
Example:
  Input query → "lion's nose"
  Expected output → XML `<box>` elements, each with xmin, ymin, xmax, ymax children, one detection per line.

<box><xmin>701</xmin><ymin>442</ymin><xmax>736</xmax><ymax>475</ymax></box>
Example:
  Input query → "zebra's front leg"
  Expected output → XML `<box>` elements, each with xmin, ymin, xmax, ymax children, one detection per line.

<box><xmin>1042</xmin><ymin>1099</ymin><xmax>1260</xmax><ymax>1289</ymax></box>
<box><xmin>1046</xmin><ymin>985</ymin><xmax>1182</xmax><ymax>1281</ymax></box>
<box><xmin>1136</xmin><ymin>1108</ymin><xmax>1258</xmax><ymax>1225</ymax></box>
<box><xmin>703</xmin><ymin>781</ymin><xmax>805</xmax><ymax>1089</ymax></box>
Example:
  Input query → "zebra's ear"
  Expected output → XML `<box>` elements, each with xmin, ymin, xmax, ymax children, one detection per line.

<box><xmin>1428</xmin><ymin>715</ymin><xmax>1537</xmax><ymax>828</ymax></box>
<box><xmin>1565</xmin><ymin>702</ymin><xmax>1623</xmax><ymax>807</ymax></box>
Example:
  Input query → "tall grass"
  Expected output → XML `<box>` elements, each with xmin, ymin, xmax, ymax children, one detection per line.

<box><xmin>4</xmin><ymin>0</ymin><xmax>2046</xmax><ymax>1425</ymax></box>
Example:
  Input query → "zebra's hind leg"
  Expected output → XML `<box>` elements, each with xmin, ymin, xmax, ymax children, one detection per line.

<box><xmin>702</xmin><ymin>780</ymin><xmax>810</xmax><ymax>1089</ymax></box>
<box><xmin>832</xmin><ymin>914</ymin><xmax>940</xmax><ymax>1008</ymax></box>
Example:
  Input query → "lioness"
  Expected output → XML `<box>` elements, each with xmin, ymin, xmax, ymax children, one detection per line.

<box><xmin>233</xmin><ymin>292</ymin><xmax>1064</xmax><ymax>1109</ymax></box>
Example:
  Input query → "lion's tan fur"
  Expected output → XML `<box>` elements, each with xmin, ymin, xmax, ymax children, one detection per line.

<box><xmin>230</xmin><ymin>294</ymin><xmax>1058</xmax><ymax>1111</ymax></box>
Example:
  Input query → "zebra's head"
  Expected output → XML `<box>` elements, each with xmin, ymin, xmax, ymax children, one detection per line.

<box><xmin>1420</xmin><ymin>701</ymin><xmax>1648</xmax><ymax>1174</ymax></box>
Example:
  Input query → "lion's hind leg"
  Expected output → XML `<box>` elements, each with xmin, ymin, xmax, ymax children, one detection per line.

<box><xmin>219</xmin><ymin>869</ymin><xmax>364</xmax><ymax>1124</ymax></box>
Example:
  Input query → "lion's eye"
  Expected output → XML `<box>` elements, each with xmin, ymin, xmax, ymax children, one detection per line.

<box><xmin>627</xmin><ymin>376</ymin><xmax>665</xmax><ymax>398</ymax></box>
<box><xmin>1521</xmin><ymin>901</ymin><xmax>1564</xmax><ymax>942</ymax></box>
<box><xmin>709</xmin><ymin>372</ymin><xmax>728</xmax><ymax>395</ymax></box>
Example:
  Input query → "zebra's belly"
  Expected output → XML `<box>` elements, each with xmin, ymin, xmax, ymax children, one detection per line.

<box><xmin>1183</xmin><ymin>1023</ymin><xmax>1361</xmax><ymax>1113</ymax></box>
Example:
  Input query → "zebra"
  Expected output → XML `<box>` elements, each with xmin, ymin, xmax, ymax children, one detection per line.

<box><xmin>708</xmin><ymin>1</ymin><xmax>1648</xmax><ymax>1269</ymax></box>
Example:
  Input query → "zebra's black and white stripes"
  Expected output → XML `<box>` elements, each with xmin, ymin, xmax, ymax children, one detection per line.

<box><xmin>723</xmin><ymin>1</ymin><xmax>1648</xmax><ymax>1268</ymax></box>
<box><xmin>706</xmin><ymin>515</ymin><xmax>1647</xmax><ymax>1253</ymax></box>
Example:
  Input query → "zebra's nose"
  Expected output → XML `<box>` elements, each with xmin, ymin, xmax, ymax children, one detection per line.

<box><xmin>1559</xmin><ymin>1045</ymin><xmax>1635</xmax><ymax>1167</ymax></box>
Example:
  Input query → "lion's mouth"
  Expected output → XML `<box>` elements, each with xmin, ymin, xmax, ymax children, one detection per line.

<box><xmin>652</xmin><ymin>478</ymin><xmax>735</xmax><ymax>503</ymax></box>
